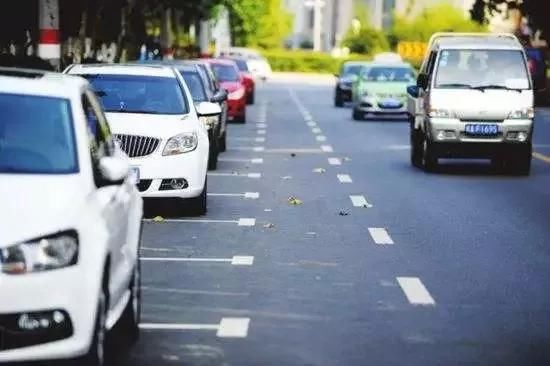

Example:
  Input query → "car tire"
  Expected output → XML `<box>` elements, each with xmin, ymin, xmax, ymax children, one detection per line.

<box><xmin>219</xmin><ymin>131</ymin><xmax>227</xmax><ymax>152</ymax></box>
<box><xmin>189</xmin><ymin>178</ymin><xmax>207</xmax><ymax>216</ymax></box>
<box><xmin>78</xmin><ymin>282</ymin><xmax>108</xmax><ymax>366</ymax></box>
<box><xmin>334</xmin><ymin>92</ymin><xmax>344</xmax><ymax>107</ymax></box>
<box><xmin>410</xmin><ymin>127</ymin><xmax>423</xmax><ymax>168</ymax></box>
<box><xmin>208</xmin><ymin>131</ymin><xmax>219</xmax><ymax>170</ymax></box>
<box><xmin>509</xmin><ymin>146</ymin><xmax>532</xmax><ymax>176</ymax></box>
<box><xmin>117</xmin><ymin>261</ymin><xmax>141</xmax><ymax>343</ymax></box>
<box><xmin>422</xmin><ymin>135</ymin><xmax>438</xmax><ymax>172</ymax></box>
<box><xmin>352</xmin><ymin>108</ymin><xmax>363</xmax><ymax>121</ymax></box>
<box><xmin>235</xmin><ymin>111</ymin><xmax>246</xmax><ymax>124</ymax></box>
<box><xmin>247</xmin><ymin>89</ymin><xmax>255</xmax><ymax>105</ymax></box>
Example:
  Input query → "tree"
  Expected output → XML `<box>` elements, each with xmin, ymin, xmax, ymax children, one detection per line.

<box><xmin>341</xmin><ymin>2</ymin><xmax>389</xmax><ymax>55</ymax></box>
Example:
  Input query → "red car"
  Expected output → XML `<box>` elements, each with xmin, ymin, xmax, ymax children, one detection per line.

<box><xmin>205</xmin><ymin>59</ymin><xmax>247</xmax><ymax>123</ymax></box>
<box><xmin>224</xmin><ymin>57</ymin><xmax>255</xmax><ymax>105</ymax></box>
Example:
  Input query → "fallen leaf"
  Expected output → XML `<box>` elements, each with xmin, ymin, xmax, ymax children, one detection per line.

<box><xmin>282</xmin><ymin>175</ymin><xmax>292</xmax><ymax>180</ymax></box>
<box><xmin>338</xmin><ymin>210</ymin><xmax>350</xmax><ymax>216</ymax></box>
<box><xmin>263</xmin><ymin>222</ymin><xmax>275</xmax><ymax>228</ymax></box>
<box><xmin>312</xmin><ymin>168</ymin><xmax>326</xmax><ymax>174</ymax></box>
<box><xmin>153</xmin><ymin>216</ymin><xmax>164</xmax><ymax>222</ymax></box>
<box><xmin>288</xmin><ymin>196</ymin><xmax>303</xmax><ymax>205</ymax></box>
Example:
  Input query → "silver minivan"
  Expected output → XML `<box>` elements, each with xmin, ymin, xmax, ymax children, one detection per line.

<box><xmin>407</xmin><ymin>33</ymin><xmax>534</xmax><ymax>175</ymax></box>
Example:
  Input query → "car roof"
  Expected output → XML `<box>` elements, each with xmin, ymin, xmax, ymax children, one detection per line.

<box><xmin>366</xmin><ymin>62</ymin><xmax>413</xmax><ymax>68</ymax></box>
<box><xmin>0</xmin><ymin>67</ymin><xmax>87</xmax><ymax>98</ymax></box>
<box><xmin>67</xmin><ymin>63</ymin><xmax>178</xmax><ymax>77</ymax></box>
<box><xmin>436</xmin><ymin>36</ymin><xmax>523</xmax><ymax>51</ymax></box>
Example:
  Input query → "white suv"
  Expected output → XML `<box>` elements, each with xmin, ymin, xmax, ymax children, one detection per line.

<box><xmin>0</xmin><ymin>68</ymin><xmax>143</xmax><ymax>365</ymax></box>
<box><xmin>65</xmin><ymin>64</ymin><xmax>219</xmax><ymax>215</ymax></box>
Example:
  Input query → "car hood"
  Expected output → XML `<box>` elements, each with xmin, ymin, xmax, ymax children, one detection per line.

<box><xmin>360</xmin><ymin>82</ymin><xmax>410</xmax><ymax>98</ymax></box>
<box><xmin>0</xmin><ymin>175</ymin><xmax>84</xmax><ymax>247</ymax></box>
<box><xmin>105</xmin><ymin>112</ymin><xmax>199</xmax><ymax>138</ymax></box>
<box><xmin>220</xmin><ymin>81</ymin><xmax>243</xmax><ymax>93</ymax></box>
<box><xmin>430</xmin><ymin>89</ymin><xmax>534</xmax><ymax>120</ymax></box>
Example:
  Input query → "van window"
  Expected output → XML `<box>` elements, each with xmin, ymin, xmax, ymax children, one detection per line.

<box><xmin>435</xmin><ymin>49</ymin><xmax>530</xmax><ymax>90</ymax></box>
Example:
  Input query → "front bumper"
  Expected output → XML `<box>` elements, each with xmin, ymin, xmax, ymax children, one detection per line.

<box><xmin>0</xmin><ymin>266</ymin><xmax>99</xmax><ymax>362</ymax></box>
<box><xmin>336</xmin><ymin>86</ymin><xmax>353</xmax><ymax>102</ymax></box>
<box><xmin>356</xmin><ymin>97</ymin><xmax>408</xmax><ymax>115</ymax></box>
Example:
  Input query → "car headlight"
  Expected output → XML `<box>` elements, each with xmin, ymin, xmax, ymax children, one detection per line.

<box><xmin>508</xmin><ymin>107</ymin><xmax>534</xmax><ymax>119</ymax></box>
<box><xmin>429</xmin><ymin>108</ymin><xmax>455</xmax><ymax>118</ymax></box>
<box><xmin>1</xmin><ymin>231</ymin><xmax>78</xmax><ymax>275</ymax></box>
<box><xmin>228</xmin><ymin>88</ymin><xmax>245</xmax><ymax>100</ymax></box>
<box><xmin>199</xmin><ymin>115</ymin><xmax>219</xmax><ymax>130</ymax></box>
<box><xmin>162</xmin><ymin>132</ymin><xmax>198</xmax><ymax>155</ymax></box>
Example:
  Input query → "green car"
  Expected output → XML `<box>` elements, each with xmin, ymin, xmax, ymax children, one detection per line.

<box><xmin>351</xmin><ymin>62</ymin><xmax>416</xmax><ymax>120</ymax></box>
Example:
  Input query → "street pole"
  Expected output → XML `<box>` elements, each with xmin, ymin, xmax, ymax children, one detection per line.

<box><xmin>305</xmin><ymin>0</ymin><xmax>325</xmax><ymax>52</ymax></box>
<box><xmin>38</xmin><ymin>0</ymin><xmax>60</xmax><ymax>68</ymax></box>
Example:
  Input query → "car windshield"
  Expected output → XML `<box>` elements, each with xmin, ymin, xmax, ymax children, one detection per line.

<box><xmin>435</xmin><ymin>49</ymin><xmax>530</xmax><ymax>90</ymax></box>
<box><xmin>181</xmin><ymin>71</ymin><xmax>207</xmax><ymax>102</ymax></box>
<box><xmin>211</xmin><ymin>64</ymin><xmax>240</xmax><ymax>82</ymax></box>
<box><xmin>233</xmin><ymin>59</ymin><xmax>249</xmax><ymax>72</ymax></box>
<box><xmin>82</xmin><ymin>74</ymin><xmax>188</xmax><ymax>114</ymax></box>
<box><xmin>342</xmin><ymin>64</ymin><xmax>363</xmax><ymax>76</ymax></box>
<box><xmin>364</xmin><ymin>67</ymin><xmax>416</xmax><ymax>82</ymax></box>
<box><xmin>0</xmin><ymin>94</ymin><xmax>77</xmax><ymax>174</ymax></box>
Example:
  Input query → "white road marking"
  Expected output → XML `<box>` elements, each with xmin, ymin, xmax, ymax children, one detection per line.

<box><xmin>141</xmin><ymin>255</ymin><xmax>254</xmax><ymax>266</ymax></box>
<box><xmin>307</xmin><ymin>121</ymin><xmax>317</xmax><ymax>127</ymax></box>
<box><xmin>328</xmin><ymin>157</ymin><xmax>342</xmax><ymax>165</ymax></box>
<box><xmin>207</xmin><ymin>172</ymin><xmax>261</xmax><ymax>178</ymax></box>
<box><xmin>244</xmin><ymin>192</ymin><xmax>260</xmax><ymax>199</ymax></box>
<box><xmin>238</xmin><ymin>218</ymin><xmax>256</xmax><ymax>226</ymax></box>
<box><xmin>251</xmin><ymin>158</ymin><xmax>264</xmax><ymax>164</ymax></box>
<box><xmin>140</xmin><ymin>323</ymin><xmax>219</xmax><ymax>331</ymax></box>
<box><xmin>141</xmin><ymin>247</ymin><xmax>174</xmax><ymax>252</ymax></box>
<box><xmin>337</xmin><ymin>174</ymin><xmax>352</xmax><ymax>183</ymax></box>
<box><xmin>229</xmin><ymin>137</ymin><xmax>263</xmax><ymax>142</ymax></box>
<box><xmin>208</xmin><ymin>192</ymin><xmax>260</xmax><ymax>199</ymax></box>
<box><xmin>248</xmin><ymin>173</ymin><xmax>262</xmax><ymax>179</ymax></box>
<box><xmin>143</xmin><ymin>218</ymin><xmax>238</xmax><ymax>224</ymax></box>
<box><xmin>350</xmin><ymin>195</ymin><xmax>373</xmax><ymax>208</ymax></box>
<box><xmin>254</xmin><ymin>146</ymin><xmax>265</xmax><ymax>152</ymax></box>
<box><xmin>257</xmin><ymin>129</ymin><xmax>266</xmax><ymax>135</ymax></box>
<box><xmin>255</xmin><ymin>137</ymin><xmax>266</xmax><ymax>142</ymax></box>
<box><xmin>217</xmin><ymin>318</ymin><xmax>250</xmax><ymax>338</ymax></box>
<box><xmin>316</xmin><ymin>135</ymin><xmax>327</xmax><ymax>142</ymax></box>
<box><xmin>256</xmin><ymin>123</ymin><xmax>267</xmax><ymax>128</ymax></box>
<box><xmin>231</xmin><ymin>146</ymin><xmax>265</xmax><ymax>151</ymax></box>
<box><xmin>142</xmin><ymin>287</ymin><xmax>249</xmax><ymax>296</ymax></box>
<box><xmin>312</xmin><ymin>127</ymin><xmax>322</xmax><ymax>134</ymax></box>
<box><xmin>218</xmin><ymin>158</ymin><xmax>263</xmax><ymax>164</ymax></box>
<box><xmin>321</xmin><ymin>145</ymin><xmax>334</xmax><ymax>152</ymax></box>
<box><xmin>397</xmin><ymin>277</ymin><xmax>436</xmax><ymax>306</ymax></box>
<box><xmin>231</xmin><ymin>256</ymin><xmax>254</xmax><ymax>265</ymax></box>
<box><xmin>368</xmin><ymin>228</ymin><xmax>393</xmax><ymax>244</ymax></box>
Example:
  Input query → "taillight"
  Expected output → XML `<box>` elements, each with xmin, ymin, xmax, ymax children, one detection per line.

<box><xmin>527</xmin><ymin>59</ymin><xmax>536</xmax><ymax>75</ymax></box>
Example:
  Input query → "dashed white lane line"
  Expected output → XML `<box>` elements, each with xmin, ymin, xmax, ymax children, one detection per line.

<box><xmin>140</xmin><ymin>317</ymin><xmax>251</xmax><ymax>338</ymax></box>
<box><xmin>307</xmin><ymin>121</ymin><xmax>317</xmax><ymax>127</ymax></box>
<box><xmin>218</xmin><ymin>158</ymin><xmax>263</xmax><ymax>164</ymax></box>
<box><xmin>231</xmin><ymin>146</ymin><xmax>265</xmax><ymax>152</ymax></box>
<box><xmin>142</xmin><ymin>218</ymin><xmax>256</xmax><ymax>226</ymax></box>
<box><xmin>397</xmin><ymin>277</ymin><xmax>436</xmax><ymax>306</ymax></box>
<box><xmin>368</xmin><ymin>228</ymin><xmax>393</xmax><ymax>244</ymax></box>
<box><xmin>321</xmin><ymin>145</ymin><xmax>334</xmax><ymax>152</ymax></box>
<box><xmin>238</xmin><ymin>218</ymin><xmax>256</xmax><ymax>226</ymax></box>
<box><xmin>312</xmin><ymin>127</ymin><xmax>322</xmax><ymax>134</ymax></box>
<box><xmin>350</xmin><ymin>195</ymin><xmax>373</xmax><ymax>208</ymax></box>
<box><xmin>256</xmin><ymin>123</ymin><xmax>267</xmax><ymax>128</ymax></box>
<box><xmin>140</xmin><ymin>255</ymin><xmax>254</xmax><ymax>266</ymax></box>
<box><xmin>208</xmin><ymin>172</ymin><xmax>262</xmax><ymax>178</ymax></box>
<box><xmin>229</xmin><ymin>137</ymin><xmax>265</xmax><ymax>142</ymax></box>
<box><xmin>316</xmin><ymin>135</ymin><xmax>327</xmax><ymax>142</ymax></box>
<box><xmin>328</xmin><ymin>157</ymin><xmax>342</xmax><ymax>165</ymax></box>
<box><xmin>255</xmin><ymin>137</ymin><xmax>266</xmax><ymax>142</ymax></box>
<box><xmin>257</xmin><ymin>129</ymin><xmax>266</xmax><ymax>135</ymax></box>
<box><xmin>208</xmin><ymin>192</ymin><xmax>260</xmax><ymax>199</ymax></box>
<box><xmin>337</xmin><ymin>174</ymin><xmax>353</xmax><ymax>183</ymax></box>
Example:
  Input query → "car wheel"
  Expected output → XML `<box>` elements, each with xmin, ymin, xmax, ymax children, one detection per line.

<box><xmin>78</xmin><ymin>284</ymin><xmax>108</xmax><ymax>366</ymax></box>
<box><xmin>118</xmin><ymin>261</ymin><xmax>141</xmax><ymax>343</ymax></box>
<box><xmin>509</xmin><ymin>146</ymin><xmax>532</xmax><ymax>176</ymax></box>
<box><xmin>219</xmin><ymin>131</ymin><xmax>227</xmax><ymax>152</ymax></box>
<box><xmin>352</xmin><ymin>108</ymin><xmax>363</xmax><ymax>121</ymax></box>
<box><xmin>208</xmin><ymin>131</ymin><xmax>219</xmax><ymax>170</ymax></box>
<box><xmin>334</xmin><ymin>92</ymin><xmax>344</xmax><ymax>107</ymax></box>
<box><xmin>410</xmin><ymin>127</ymin><xmax>422</xmax><ymax>168</ymax></box>
<box><xmin>247</xmin><ymin>89</ymin><xmax>255</xmax><ymax>105</ymax></box>
<box><xmin>189</xmin><ymin>178</ymin><xmax>207</xmax><ymax>216</ymax></box>
<box><xmin>421</xmin><ymin>135</ymin><xmax>438</xmax><ymax>172</ymax></box>
<box><xmin>235</xmin><ymin>111</ymin><xmax>246</xmax><ymax>124</ymax></box>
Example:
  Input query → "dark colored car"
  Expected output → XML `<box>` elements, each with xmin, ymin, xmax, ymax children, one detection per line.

<box><xmin>334</xmin><ymin>61</ymin><xmax>369</xmax><ymax>107</ymax></box>
<box><xmin>224</xmin><ymin>57</ymin><xmax>255</xmax><ymax>105</ymax></box>
<box><xmin>525</xmin><ymin>47</ymin><xmax>548</xmax><ymax>105</ymax></box>
<box><xmin>205</xmin><ymin>59</ymin><xmax>247</xmax><ymax>123</ymax></box>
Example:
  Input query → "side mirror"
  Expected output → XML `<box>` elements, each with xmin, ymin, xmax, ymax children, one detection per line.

<box><xmin>417</xmin><ymin>73</ymin><xmax>429</xmax><ymax>90</ymax></box>
<box><xmin>407</xmin><ymin>85</ymin><xmax>419</xmax><ymax>98</ymax></box>
<box><xmin>99</xmin><ymin>156</ymin><xmax>129</xmax><ymax>185</ymax></box>
<box><xmin>211</xmin><ymin>89</ymin><xmax>228</xmax><ymax>103</ymax></box>
<box><xmin>334</xmin><ymin>73</ymin><xmax>340</xmax><ymax>78</ymax></box>
<box><xmin>196</xmin><ymin>101</ymin><xmax>222</xmax><ymax>116</ymax></box>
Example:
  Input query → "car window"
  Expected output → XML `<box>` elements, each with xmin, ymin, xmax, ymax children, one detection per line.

<box><xmin>364</xmin><ymin>67</ymin><xmax>416</xmax><ymax>82</ymax></box>
<box><xmin>82</xmin><ymin>74</ymin><xmax>188</xmax><ymax>115</ymax></box>
<box><xmin>181</xmin><ymin>71</ymin><xmax>207</xmax><ymax>102</ymax></box>
<box><xmin>0</xmin><ymin>93</ymin><xmax>78</xmax><ymax>174</ymax></box>
<box><xmin>342</xmin><ymin>64</ymin><xmax>363</xmax><ymax>76</ymax></box>
<box><xmin>83</xmin><ymin>92</ymin><xmax>114</xmax><ymax>160</ymax></box>
<box><xmin>233</xmin><ymin>59</ymin><xmax>249</xmax><ymax>72</ymax></box>
<box><xmin>435</xmin><ymin>49</ymin><xmax>530</xmax><ymax>90</ymax></box>
<box><xmin>211</xmin><ymin>64</ymin><xmax>240</xmax><ymax>82</ymax></box>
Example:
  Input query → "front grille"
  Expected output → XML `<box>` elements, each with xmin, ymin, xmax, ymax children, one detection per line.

<box><xmin>113</xmin><ymin>134</ymin><xmax>160</xmax><ymax>158</ymax></box>
<box><xmin>137</xmin><ymin>179</ymin><xmax>152</xmax><ymax>192</ymax></box>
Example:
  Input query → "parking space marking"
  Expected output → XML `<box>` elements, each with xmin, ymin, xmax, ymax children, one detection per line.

<box><xmin>337</xmin><ymin>174</ymin><xmax>353</xmax><ymax>183</ymax></box>
<box><xmin>141</xmin><ymin>255</ymin><xmax>254</xmax><ymax>266</ymax></box>
<box><xmin>256</xmin><ymin>123</ymin><xmax>267</xmax><ymax>128</ymax></box>
<box><xmin>229</xmin><ymin>137</ymin><xmax>264</xmax><ymax>142</ymax></box>
<box><xmin>218</xmin><ymin>158</ymin><xmax>263</xmax><ymax>164</ymax></box>
<box><xmin>207</xmin><ymin>172</ymin><xmax>262</xmax><ymax>178</ymax></box>
<box><xmin>143</xmin><ymin>218</ymin><xmax>240</xmax><ymax>224</ymax></box>
<box><xmin>257</xmin><ymin>129</ymin><xmax>266</xmax><ymax>135</ymax></box>
<box><xmin>255</xmin><ymin>137</ymin><xmax>266</xmax><ymax>142</ymax></box>
<box><xmin>231</xmin><ymin>146</ymin><xmax>265</xmax><ymax>152</ymax></box>
<box><xmin>321</xmin><ymin>145</ymin><xmax>334</xmax><ymax>152</ymax></box>
<box><xmin>533</xmin><ymin>151</ymin><xmax>550</xmax><ymax>163</ymax></box>
<box><xmin>312</xmin><ymin>127</ymin><xmax>322</xmax><ymax>134</ymax></box>
<box><xmin>350</xmin><ymin>195</ymin><xmax>373</xmax><ymax>208</ymax></box>
<box><xmin>328</xmin><ymin>157</ymin><xmax>342</xmax><ymax>165</ymax></box>
<box><xmin>368</xmin><ymin>228</ymin><xmax>393</xmax><ymax>244</ymax></box>
<box><xmin>208</xmin><ymin>192</ymin><xmax>260</xmax><ymax>199</ymax></box>
<box><xmin>140</xmin><ymin>323</ymin><xmax>219</xmax><ymax>331</ymax></box>
<box><xmin>217</xmin><ymin>318</ymin><xmax>250</xmax><ymax>338</ymax></box>
<box><xmin>238</xmin><ymin>218</ymin><xmax>256</xmax><ymax>226</ymax></box>
<box><xmin>397</xmin><ymin>277</ymin><xmax>436</xmax><ymax>306</ymax></box>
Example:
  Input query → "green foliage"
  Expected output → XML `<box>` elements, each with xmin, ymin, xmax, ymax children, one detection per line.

<box><xmin>340</xmin><ymin>2</ymin><xmax>389</xmax><ymax>55</ymax></box>
<box><xmin>225</xmin><ymin>0</ymin><xmax>292</xmax><ymax>49</ymax></box>
<box><xmin>391</xmin><ymin>3</ymin><xmax>486</xmax><ymax>42</ymax></box>
<box><xmin>261</xmin><ymin>49</ymin><xmax>368</xmax><ymax>74</ymax></box>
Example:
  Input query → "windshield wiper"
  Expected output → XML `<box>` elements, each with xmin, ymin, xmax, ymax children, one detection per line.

<box><xmin>473</xmin><ymin>84</ymin><xmax>523</xmax><ymax>93</ymax></box>
<box><xmin>437</xmin><ymin>83</ymin><xmax>473</xmax><ymax>89</ymax></box>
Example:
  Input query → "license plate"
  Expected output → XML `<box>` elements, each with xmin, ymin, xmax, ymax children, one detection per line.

<box><xmin>380</xmin><ymin>98</ymin><xmax>402</xmax><ymax>108</ymax></box>
<box><xmin>464</xmin><ymin>124</ymin><xmax>499</xmax><ymax>136</ymax></box>
<box><xmin>129</xmin><ymin>167</ymin><xmax>140</xmax><ymax>184</ymax></box>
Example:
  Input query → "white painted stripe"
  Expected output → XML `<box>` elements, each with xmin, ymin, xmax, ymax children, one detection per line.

<box><xmin>141</xmin><ymin>247</ymin><xmax>174</xmax><ymax>252</ymax></box>
<box><xmin>244</xmin><ymin>192</ymin><xmax>260</xmax><ymax>199</ymax></box>
<box><xmin>247</xmin><ymin>173</ymin><xmax>262</xmax><ymax>179</ymax></box>
<box><xmin>350</xmin><ymin>195</ymin><xmax>373</xmax><ymax>208</ymax></box>
<box><xmin>257</xmin><ymin>129</ymin><xmax>266</xmax><ymax>135</ymax></box>
<box><xmin>232</xmin><ymin>146</ymin><xmax>265</xmax><ymax>151</ymax></box>
<box><xmin>207</xmin><ymin>172</ymin><xmax>261</xmax><ymax>178</ymax></box>
<box><xmin>255</xmin><ymin>137</ymin><xmax>266</xmax><ymax>142</ymax></box>
<box><xmin>229</xmin><ymin>137</ymin><xmax>261</xmax><ymax>142</ymax></box>
<box><xmin>251</xmin><ymin>158</ymin><xmax>264</xmax><ymax>164</ymax></box>
<box><xmin>321</xmin><ymin>145</ymin><xmax>334</xmax><ymax>152</ymax></box>
<box><xmin>256</xmin><ymin>123</ymin><xmax>267</xmax><ymax>128</ymax></box>
<box><xmin>238</xmin><ymin>218</ymin><xmax>256</xmax><ymax>226</ymax></box>
<box><xmin>207</xmin><ymin>192</ymin><xmax>259</xmax><ymax>199</ymax></box>
<box><xmin>312</xmin><ymin>127</ymin><xmax>322</xmax><ymax>134</ymax></box>
<box><xmin>337</xmin><ymin>174</ymin><xmax>352</xmax><ymax>183</ymax></box>
<box><xmin>316</xmin><ymin>135</ymin><xmax>327</xmax><ymax>142</ymax></box>
<box><xmin>328</xmin><ymin>157</ymin><xmax>341</xmax><ymax>165</ymax></box>
<box><xmin>397</xmin><ymin>277</ymin><xmax>436</xmax><ymax>306</ymax></box>
<box><xmin>217</xmin><ymin>318</ymin><xmax>250</xmax><ymax>338</ymax></box>
<box><xmin>143</xmin><ymin>218</ymin><xmax>237</xmax><ymax>224</ymax></box>
<box><xmin>368</xmin><ymin>228</ymin><xmax>393</xmax><ymax>244</ymax></box>
<box><xmin>307</xmin><ymin>121</ymin><xmax>317</xmax><ymax>127</ymax></box>
<box><xmin>231</xmin><ymin>256</ymin><xmax>254</xmax><ymax>265</ymax></box>
<box><xmin>38</xmin><ymin>44</ymin><xmax>61</xmax><ymax>59</ymax></box>
<box><xmin>140</xmin><ymin>323</ymin><xmax>219</xmax><ymax>331</ymax></box>
<box><xmin>218</xmin><ymin>158</ymin><xmax>263</xmax><ymax>164</ymax></box>
<box><xmin>141</xmin><ymin>257</ymin><xmax>230</xmax><ymax>263</ymax></box>
<box><xmin>254</xmin><ymin>146</ymin><xmax>265</xmax><ymax>152</ymax></box>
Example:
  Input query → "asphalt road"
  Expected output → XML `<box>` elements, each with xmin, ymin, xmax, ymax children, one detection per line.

<box><xmin>121</xmin><ymin>74</ymin><xmax>550</xmax><ymax>366</ymax></box>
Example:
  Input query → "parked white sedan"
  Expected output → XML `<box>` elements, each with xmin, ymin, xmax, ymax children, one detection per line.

<box><xmin>66</xmin><ymin>64</ymin><xmax>219</xmax><ymax>215</ymax></box>
<box><xmin>0</xmin><ymin>68</ymin><xmax>143</xmax><ymax>365</ymax></box>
